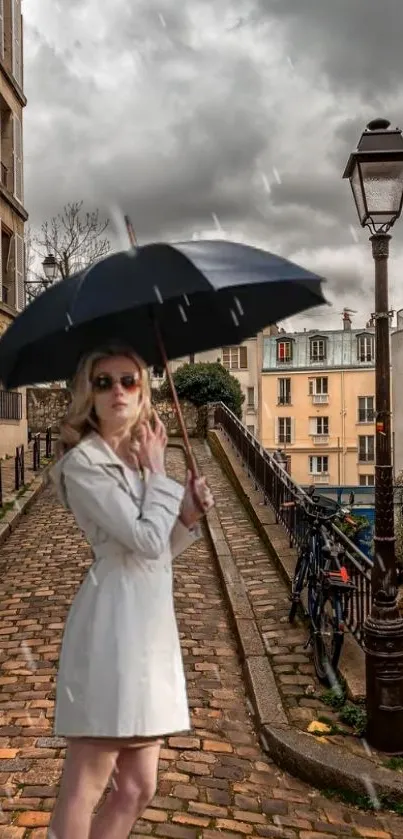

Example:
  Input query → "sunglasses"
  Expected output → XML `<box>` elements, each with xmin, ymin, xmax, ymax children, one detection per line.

<box><xmin>92</xmin><ymin>373</ymin><xmax>141</xmax><ymax>393</ymax></box>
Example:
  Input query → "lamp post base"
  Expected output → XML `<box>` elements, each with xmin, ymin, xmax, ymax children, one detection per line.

<box><xmin>364</xmin><ymin>592</ymin><xmax>403</xmax><ymax>754</ymax></box>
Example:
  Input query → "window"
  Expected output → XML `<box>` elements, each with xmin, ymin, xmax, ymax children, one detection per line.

<box><xmin>152</xmin><ymin>365</ymin><xmax>164</xmax><ymax>378</ymax></box>
<box><xmin>277</xmin><ymin>417</ymin><xmax>292</xmax><ymax>444</ymax></box>
<box><xmin>15</xmin><ymin>232</ymin><xmax>24</xmax><ymax>311</ymax></box>
<box><xmin>358</xmin><ymin>396</ymin><xmax>375</xmax><ymax>423</ymax></box>
<box><xmin>13</xmin><ymin>114</ymin><xmax>23</xmax><ymax>204</ymax></box>
<box><xmin>310</xmin><ymin>416</ymin><xmax>329</xmax><ymax>435</ymax></box>
<box><xmin>357</xmin><ymin>334</ymin><xmax>374</xmax><ymax>363</ymax></box>
<box><xmin>359</xmin><ymin>474</ymin><xmax>375</xmax><ymax>486</ymax></box>
<box><xmin>276</xmin><ymin>340</ymin><xmax>292</xmax><ymax>363</ymax></box>
<box><xmin>222</xmin><ymin>346</ymin><xmax>247</xmax><ymax>370</ymax></box>
<box><xmin>278</xmin><ymin>377</ymin><xmax>291</xmax><ymax>405</ymax></box>
<box><xmin>0</xmin><ymin>389</ymin><xmax>22</xmax><ymax>420</ymax></box>
<box><xmin>309</xmin><ymin>377</ymin><xmax>328</xmax><ymax>395</ymax></box>
<box><xmin>247</xmin><ymin>387</ymin><xmax>255</xmax><ymax>408</ymax></box>
<box><xmin>310</xmin><ymin>337</ymin><xmax>327</xmax><ymax>362</ymax></box>
<box><xmin>358</xmin><ymin>435</ymin><xmax>375</xmax><ymax>463</ymax></box>
<box><xmin>309</xmin><ymin>455</ymin><xmax>329</xmax><ymax>474</ymax></box>
<box><xmin>247</xmin><ymin>425</ymin><xmax>255</xmax><ymax>436</ymax></box>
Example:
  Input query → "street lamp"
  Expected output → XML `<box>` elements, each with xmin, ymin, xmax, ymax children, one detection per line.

<box><xmin>343</xmin><ymin>118</ymin><xmax>403</xmax><ymax>753</ymax></box>
<box><xmin>42</xmin><ymin>254</ymin><xmax>59</xmax><ymax>282</ymax></box>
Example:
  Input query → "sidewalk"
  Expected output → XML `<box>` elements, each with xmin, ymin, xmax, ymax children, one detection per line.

<box><xmin>0</xmin><ymin>445</ymin><xmax>401</xmax><ymax>837</ymax></box>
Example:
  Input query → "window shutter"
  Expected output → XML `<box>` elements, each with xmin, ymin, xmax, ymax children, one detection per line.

<box><xmin>13</xmin><ymin>115</ymin><xmax>23</xmax><ymax>203</ymax></box>
<box><xmin>309</xmin><ymin>417</ymin><xmax>316</xmax><ymax>434</ymax></box>
<box><xmin>15</xmin><ymin>232</ymin><xmax>24</xmax><ymax>311</ymax></box>
<box><xmin>12</xmin><ymin>0</ymin><xmax>22</xmax><ymax>88</ymax></box>
<box><xmin>0</xmin><ymin>0</ymin><xmax>4</xmax><ymax>60</ymax></box>
<box><xmin>240</xmin><ymin>346</ymin><xmax>247</xmax><ymax>368</ymax></box>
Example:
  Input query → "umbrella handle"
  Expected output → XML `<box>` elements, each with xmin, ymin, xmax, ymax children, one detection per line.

<box><xmin>153</xmin><ymin>319</ymin><xmax>200</xmax><ymax>481</ymax></box>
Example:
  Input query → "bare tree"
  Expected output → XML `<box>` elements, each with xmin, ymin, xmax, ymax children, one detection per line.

<box><xmin>34</xmin><ymin>201</ymin><xmax>110</xmax><ymax>283</ymax></box>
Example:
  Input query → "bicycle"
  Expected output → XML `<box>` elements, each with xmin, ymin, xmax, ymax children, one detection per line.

<box><xmin>287</xmin><ymin>488</ymin><xmax>357</xmax><ymax>683</ymax></box>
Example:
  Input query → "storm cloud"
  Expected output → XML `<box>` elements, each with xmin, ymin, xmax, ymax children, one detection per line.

<box><xmin>23</xmin><ymin>0</ymin><xmax>403</xmax><ymax>329</ymax></box>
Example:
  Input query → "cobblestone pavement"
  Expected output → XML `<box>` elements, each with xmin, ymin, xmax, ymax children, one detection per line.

<box><xmin>0</xmin><ymin>446</ymin><xmax>401</xmax><ymax>837</ymax></box>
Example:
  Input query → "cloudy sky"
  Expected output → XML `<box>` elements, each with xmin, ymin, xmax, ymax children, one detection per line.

<box><xmin>23</xmin><ymin>0</ymin><xmax>403</xmax><ymax>331</ymax></box>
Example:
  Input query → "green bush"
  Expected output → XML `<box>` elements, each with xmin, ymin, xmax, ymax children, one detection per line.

<box><xmin>158</xmin><ymin>362</ymin><xmax>244</xmax><ymax>418</ymax></box>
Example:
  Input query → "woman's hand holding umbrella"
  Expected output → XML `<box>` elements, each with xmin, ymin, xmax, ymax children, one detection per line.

<box><xmin>179</xmin><ymin>470</ymin><xmax>214</xmax><ymax>527</ymax></box>
<box><xmin>134</xmin><ymin>411</ymin><xmax>168</xmax><ymax>475</ymax></box>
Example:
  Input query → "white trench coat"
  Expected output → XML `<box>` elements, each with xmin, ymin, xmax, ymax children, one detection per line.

<box><xmin>50</xmin><ymin>431</ymin><xmax>201</xmax><ymax>739</ymax></box>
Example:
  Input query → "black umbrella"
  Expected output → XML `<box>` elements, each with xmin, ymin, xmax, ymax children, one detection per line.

<box><xmin>0</xmin><ymin>230</ymin><xmax>327</xmax><ymax>474</ymax></box>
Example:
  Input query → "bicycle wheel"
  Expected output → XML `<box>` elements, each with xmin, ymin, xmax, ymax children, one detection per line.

<box><xmin>289</xmin><ymin>549</ymin><xmax>309</xmax><ymax>622</ymax></box>
<box><xmin>312</xmin><ymin>590</ymin><xmax>344</xmax><ymax>683</ymax></box>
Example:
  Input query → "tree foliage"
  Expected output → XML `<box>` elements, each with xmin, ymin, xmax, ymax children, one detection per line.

<box><xmin>159</xmin><ymin>361</ymin><xmax>244</xmax><ymax>418</ymax></box>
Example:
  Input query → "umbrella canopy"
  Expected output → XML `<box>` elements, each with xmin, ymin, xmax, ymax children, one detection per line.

<box><xmin>0</xmin><ymin>239</ymin><xmax>327</xmax><ymax>388</ymax></box>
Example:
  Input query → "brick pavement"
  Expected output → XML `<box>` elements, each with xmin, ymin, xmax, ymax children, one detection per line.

<box><xmin>0</xmin><ymin>445</ymin><xmax>401</xmax><ymax>837</ymax></box>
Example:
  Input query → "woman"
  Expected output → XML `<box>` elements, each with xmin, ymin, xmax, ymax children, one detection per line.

<box><xmin>48</xmin><ymin>343</ymin><xmax>214</xmax><ymax>839</ymax></box>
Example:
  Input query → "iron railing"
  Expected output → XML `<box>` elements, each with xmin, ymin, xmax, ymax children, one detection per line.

<box><xmin>213</xmin><ymin>402</ymin><xmax>373</xmax><ymax>646</ymax></box>
<box><xmin>32</xmin><ymin>434</ymin><xmax>41</xmax><ymax>471</ymax></box>
<box><xmin>45</xmin><ymin>426</ymin><xmax>53</xmax><ymax>459</ymax></box>
<box><xmin>15</xmin><ymin>445</ymin><xmax>25</xmax><ymax>491</ymax></box>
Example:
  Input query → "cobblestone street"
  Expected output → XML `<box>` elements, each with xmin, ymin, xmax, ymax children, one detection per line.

<box><xmin>0</xmin><ymin>446</ymin><xmax>401</xmax><ymax>837</ymax></box>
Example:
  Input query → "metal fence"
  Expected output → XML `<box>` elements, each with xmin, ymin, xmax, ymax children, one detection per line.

<box><xmin>0</xmin><ymin>427</ymin><xmax>53</xmax><ymax>509</ymax></box>
<box><xmin>213</xmin><ymin>402</ymin><xmax>373</xmax><ymax>646</ymax></box>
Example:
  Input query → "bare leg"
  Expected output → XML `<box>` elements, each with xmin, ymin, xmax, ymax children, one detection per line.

<box><xmin>89</xmin><ymin>742</ymin><xmax>161</xmax><ymax>839</ymax></box>
<box><xmin>48</xmin><ymin>739</ymin><xmax>119</xmax><ymax>839</ymax></box>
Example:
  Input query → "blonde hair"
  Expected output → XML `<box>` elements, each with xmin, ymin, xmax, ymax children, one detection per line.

<box><xmin>58</xmin><ymin>343</ymin><xmax>153</xmax><ymax>456</ymax></box>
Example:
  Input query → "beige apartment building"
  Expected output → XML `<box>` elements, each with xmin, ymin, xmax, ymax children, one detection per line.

<box><xmin>0</xmin><ymin>0</ymin><xmax>28</xmax><ymax>456</ymax></box>
<box><xmin>150</xmin><ymin>327</ymin><xmax>278</xmax><ymax>438</ymax></box>
<box><xmin>260</xmin><ymin>315</ymin><xmax>376</xmax><ymax>487</ymax></box>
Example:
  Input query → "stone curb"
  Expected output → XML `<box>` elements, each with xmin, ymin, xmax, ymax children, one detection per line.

<box><xmin>203</xmin><ymin>432</ymin><xmax>403</xmax><ymax>805</ymax></box>
<box><xmin>0</xmin><ymin>465</ymin><xmax>52</xmax><ymax>548</ymax></box>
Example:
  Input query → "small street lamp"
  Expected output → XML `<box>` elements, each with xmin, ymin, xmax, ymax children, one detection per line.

<box><xmin>42</xmin><ymin>254</ymin><xmax>59</xmax><ymax>282</ymax></box>
<box><xmin>343</xmin><ymin>118</ymin><xmax>403</xmax><ymax>753</ymax></box>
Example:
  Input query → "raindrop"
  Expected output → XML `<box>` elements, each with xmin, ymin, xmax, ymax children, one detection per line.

<box><xmin>66</xmin><ymin>313</ymin><xmax>73</xmax><ymax>327</ymax></box>
<box><xmin>230</xmin><ymin>310</ymin><xmax>239</xmax><ymax>327</ymax></box>
<box><xmin>260</xmin><ymin>732</ymin><xmax>270</xmax><ymax>751</ymax></box>
<box><xmin>272</xmin><ymin>167</ymin><xmax>282</xmax><ymax>185</ymax></box>
<box><xmin>158</xmin><ymin>12</ymin><xmax>166</xmax><ymax>27</ymax></box>
<box><xmin>361</xmin><ymin>738</ymin><xmax>371</xmax><ymax>757</ymax></box>
<box><xmin>154</xmin><ymin>285</ymin><xmax>163</xmax><ymax>304</ymax></box>
<box><xmin>273</xmin><ymin>815</ymin><xmax>282</xmax><ymax>827</ymax></box>
<box><xmin>89</xmin><ymin>568</ymin><xmax>98</xmax><ymax>586</ymax></box>
<box><xmin>324</xmin><ymin>662</ymin><xmax>343</xmax><ymax>697</ymax></box>
<box><xmin>212</xmin><ymin>212</ymin><xmax>223</xmax><ymax>232</ymax></box>
<box><xmin>260</xmin><ymin>172</ymin><xmax>271</xmax><ymax>194</ymax></box>
<box><xmin>111</xmin><ymin>775</ymin><xmax>119</xmax><ymax>791</ymax></box>
<box><xmin>263</xmin><ymin>401</ymin><xmax>272</xmax><ymax>420</ymax></box>
<box><xmin>21</xmin><ymin>640</ymin><xmax>37</xmax><ymax>672</ymax></box>
<box><xmin>178</xmin><ymin>304</ymin><xmax>188</xmax><ymax>323</ymax></box>
<box><xmin>286</xmin><ymin>56</ymin><xmax>294</xmax><ymax>69</ymax></box>
<box><xmin>26</xmin><ymin>712</ymin><xmax>35</xmax><ymax>727</ymax></box>
<box><xmin>14</xmin><ymin>500</ymin><xmax>21</xmax><ymax>512</ymax></box>
<box><xmin>349</xmin><ymin>225</ymin><xmax>359</xmax><ymax>243</ymax></box>
<box><xmin>183</xmin><ymin>294</ymin><xmax>190</xmax><ymax>306</ymax></box>
<box><xmin>234</xmin><ymin>297</ymin><xmax>244</xmax><ymax>315</ymax></box>
<box><xmin>375</xmin><ymin>553</ymin><xmax>386</xmax><ymax>573</ymax></box>
<box><xmin>361</xmin><ymin>774</ymin><xmax>380</xmax><ymax>810</ymax></box>
<box><xmin>66</xmin><ymin>686</ymin><xmax>75</xmax><ymax>703</ymax></box>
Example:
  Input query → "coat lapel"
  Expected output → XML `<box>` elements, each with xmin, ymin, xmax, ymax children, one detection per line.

<box><xmin>78</xmin><ymin>432</ymin><xmax>144</xmax><ymax>504</ymax></box>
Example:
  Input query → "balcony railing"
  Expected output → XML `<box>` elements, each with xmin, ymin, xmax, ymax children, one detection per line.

<box><xmin>0</xmin><ymin>390</ymin><xmax>22</xmax><ymax>421</ymax></box>
<box><xmin>312</xmin><ymin>393</ymin><xmax>328</xmax><ymax>404</ymax></box>
<box><xmin>213</xmin><ymin>401</ymin><xmax>373</xmax><ymax>647</ymax></box>
<box><xmin>358</xmin><ymin>410</ymin><xmax>375</xmax><ymax>423</ymax></box>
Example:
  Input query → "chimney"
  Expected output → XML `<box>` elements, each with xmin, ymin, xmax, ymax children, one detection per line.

<box><xmin>342</xmin><ymin>309</ymin><xmax>352</xmax><ymax>330</ymax></box>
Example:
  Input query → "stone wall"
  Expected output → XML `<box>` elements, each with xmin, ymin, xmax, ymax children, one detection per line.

<box><xmin>26</xmin><ymin>387</ymin><xmax>209</xmax><ymax>437</ymax></box>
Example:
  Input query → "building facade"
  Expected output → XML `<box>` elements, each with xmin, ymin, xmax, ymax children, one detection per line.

<box><xmin>261</xmin><ymin>318</ymin><xmax>376</xmax><ymax>487</ymax></box>
<box><xmin>0</xmin><ymin>0</ymin><xmax>28</xmax><ymax>456</ymax></box>
<box><xmin>150</xmin><ymin>327</ymin><xmax>278</xmax><ymax>439</ymax></box>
